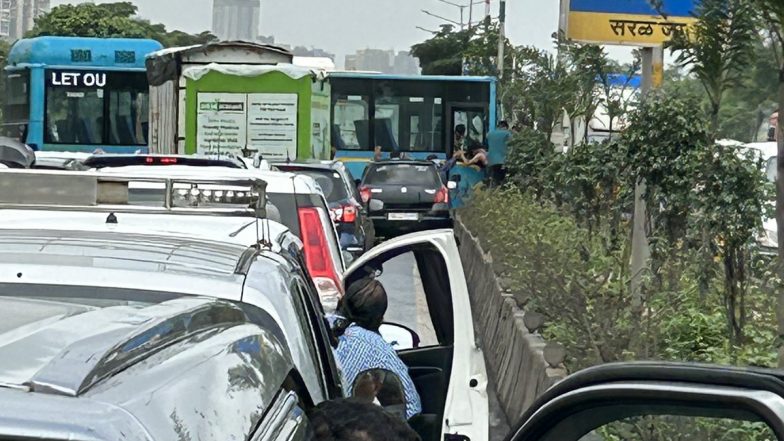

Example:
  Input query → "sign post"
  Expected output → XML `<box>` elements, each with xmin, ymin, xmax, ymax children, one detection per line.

<box><xmin>558</xmin><ymin>0</ymin><xmax>696</xmax><ymax>307</ymax></box>
<box><xmin>560</xmin><ymin>0</ymin><xmax>697</xmax><ymax>47</ymax></box>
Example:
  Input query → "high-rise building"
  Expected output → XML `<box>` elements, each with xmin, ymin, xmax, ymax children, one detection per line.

<box><xmin>344</xmin><ymin>49</ymin><xmax>420</xmax><ymax>75</ymax></box>
<box><xmin>212</xmin><ymin>0</ymin><xmax>260</xmax><ymax>42</ymax></box>
<box><xmin>394</xmin><ymin>51</ymin><xmax>420</xmax><ymax>75</ymax></box>
<box><xmin>6</xmin><ymin>0</ymin><xmax>49</xmax><ymax>40</ymax></box>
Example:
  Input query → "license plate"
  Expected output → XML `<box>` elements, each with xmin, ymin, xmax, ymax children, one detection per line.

<box><xmin>387</xmin><ymin>213</ymin><xmax>419</xmax><ymax>221</ymax></box>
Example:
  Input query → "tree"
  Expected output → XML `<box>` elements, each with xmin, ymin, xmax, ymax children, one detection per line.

<box><xmin>411</xmin><ymin>19</ymin><xmax>514</xmax><ymax>77</ymax></box>
<box><xmin>667</xmin><ymin>0</ymin><xmax>759</xmax><ymax>137</ymax></box>
<box><xmin>28</xmin><ymin>2</ymin><xmax>216</xmax><ymax>48</ymax></box>
<box><xmin>411</xmin><ymin>25</ymin><xmax>471</xmax><ymax>75</ymax></box>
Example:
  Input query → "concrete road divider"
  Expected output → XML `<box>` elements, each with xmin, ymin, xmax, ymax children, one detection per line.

<box><xmin>455</xmin><ymin>217</ymin><xmax>567</xmax><ymax>422</ymax></box>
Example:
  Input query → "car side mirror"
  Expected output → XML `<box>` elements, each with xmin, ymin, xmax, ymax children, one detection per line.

<box><xmin>447</xmin><ymin>181</ymin><xmax>458</xmax><ymax>190</ymax></box>
<box><xmin>368</xmin><ymin>199</ymin><xmax>384</xmax><ymax>212</ymax></box>
<box><xmin>379</xmin><ymin>323</ymin><xmax>420</xmax><ymax>350</ymax></box>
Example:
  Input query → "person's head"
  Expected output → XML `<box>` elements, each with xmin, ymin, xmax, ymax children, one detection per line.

<box><xmin>426</xmin><ymin>154</ymin><xmax>438</xmax><ymax>161</ymax></box>
<box><xmin>390</xmin><ymin>151</ymin><xmax>402</xmax><ymax>159</ymax></box>
<box><xmin>455</xmin><ymin>124</ymin><xmax>466</xmax><ymax>138</ymax></box>
<box><xmin>336</xmin><ymin>277</ymin><xmax>388</xmax><ymax>334</ymax></box>
<box><xmin>498</xmin><ymin>121</ymin><xmax>509</xmax><ymax>130</ymax></box>
<box><xmin>308</xmin><ymin>398</ymin><xmax>421</xmax><ymax>441</ymax></box>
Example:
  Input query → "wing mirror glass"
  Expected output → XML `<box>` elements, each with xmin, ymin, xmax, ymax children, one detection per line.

<box><xmin>379</xmin><ymin>322</ymin><xmax>420</xmax><ymax>351</ymax></box>
<box><xmin>447</xmin><ymin>180</ymin><xmax>458</xmax><ymax>190</ymax></box>
<box><xmin>368</xmin><ymin>199</ymin><xmax>384</xmax><ymax>212</ymax></box>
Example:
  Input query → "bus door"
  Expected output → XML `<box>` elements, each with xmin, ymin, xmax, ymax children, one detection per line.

<box><xmin>446</xmin><ymin>104</ymin><xmax>488</xmax><ymax>154</ymax></box>
<box><xmin>446</xmin><ymin>103</ymin><xmax>488</xmax><ymax>208</ymax></box>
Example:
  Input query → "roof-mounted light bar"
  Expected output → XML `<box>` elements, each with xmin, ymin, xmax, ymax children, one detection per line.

<box><xmin>0</xmin><ymin>169</ymin><xmax>267</xmax><ymax>218</ymax></box>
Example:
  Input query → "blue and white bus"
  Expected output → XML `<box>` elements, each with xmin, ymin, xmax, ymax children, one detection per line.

<box><xmin>329</xmin><ymin>72</ymin><xmax>498</xmax><ymax>206</ymax></box>
<box><xmin>3</xmin><ymin>36</ymin><xmax>163</xmax><ymax>153</ymax></box>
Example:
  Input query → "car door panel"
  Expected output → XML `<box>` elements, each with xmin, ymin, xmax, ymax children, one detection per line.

<box><xmin>343</xmin><ymin>230</ymin><xmax>489</xmax><ymax>441</ymax></box>
<box><xmin>402</xmin><ymin>347</ymin><xmax>453</xmax><ymax>416</ymax></box>
<box><xmin>507</xmin><ymin>363</ymin><xmax>784</xmax><ymax>441</ymax></box>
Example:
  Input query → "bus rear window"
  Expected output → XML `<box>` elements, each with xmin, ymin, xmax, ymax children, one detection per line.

<box><xmin>44</xmin><ymin>70</ymin><xmax>149</xmax><ymax>146</ymax></box>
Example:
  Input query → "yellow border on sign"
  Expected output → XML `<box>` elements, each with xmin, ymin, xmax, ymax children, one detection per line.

<box><xmin>567</xmin><ymin>11</ymin><xmax>696</xmax><ymax>46</ymax></box>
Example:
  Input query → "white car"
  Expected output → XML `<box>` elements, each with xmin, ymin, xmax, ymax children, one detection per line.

<box><xmin>86</xmin><ymin>157</ymin><xmax>347</xmax><ymax>311</ymax></box>
<box><xmin>743</xmin><ymin>142</ymin><xmax>778</xmax><ymax>253</ymax></box>
<box><xmin>0</xmin><ymin>168</ymin><xmax>490</xmax><ymax>441</ymax></box>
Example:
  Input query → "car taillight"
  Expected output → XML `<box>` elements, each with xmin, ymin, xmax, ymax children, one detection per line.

<box><xmin>435</xmin><ymin>186</ymin><xmax>449</xmax><ymax>204</ymax></box>
<box><xmin>342</xmin><ymin>205</ymin><xmax>357</xmax><ymax>223</ymax></box>
<box><xmin>329</xmin><ymin>205</ymin><xmax>357</xmax><ymax>223</ymax></box>
<box><xmin>144</xmin><ymin>156</ymin><xmax>178</xmax><ymax>165</ymax></box>
<box><xmin>298</xmin><ymin>207</ymin><xmax>343</xmax><ymax>303</ymax></box>
<box><xmin>359</xmin><ymin>186</ymin><xmax>371</xmax><ymax>204</ymax></box>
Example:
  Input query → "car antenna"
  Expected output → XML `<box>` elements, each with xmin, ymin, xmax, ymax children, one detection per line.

<box><xmin>106</xmin><ymin>213</ymin><xmax>118</xmax><ymax>224</ymax></box>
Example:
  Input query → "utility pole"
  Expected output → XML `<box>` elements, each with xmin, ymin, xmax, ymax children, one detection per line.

<box><xmin>630</xmin><ymin>45</ymin><xmax>664</xmax><ymax>310</ymax></box>
<box><xmin>485</xmin><ymin>0</ymin><xmax>491</xmax><ymax>18</ymax></box>
<box><xmin>497</xmin><ymin>0</ymin><xmax>506</xmax><ymax>79</ymax></box>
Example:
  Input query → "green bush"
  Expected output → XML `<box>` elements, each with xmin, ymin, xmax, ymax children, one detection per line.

<box><xmin>461</xmin><ymin>183</ymin><xmax>777</xmax><ymax>371</ymax></box>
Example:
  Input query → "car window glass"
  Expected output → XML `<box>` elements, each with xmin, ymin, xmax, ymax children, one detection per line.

<box><xmin>267</xmin><ymin>192</ymin><xmax>300</xmax><ymax>237</ymax></box>
<box><xmin>364</xmin><ymin>164</ymin><xmax>440</xmax><ymax>187</ymax></box>
<box><xmin>577</xmin><ymin>415</ymin><xmax>774</xmax><ymax>441</ymax></box>
<box><xmin>280</xmin><ymin>168</ymin><xmax>349</xmax><ymax>203</ymax></box>
<box><xmin>377</xmin><ymin>251</ymin><xmax>438</xmax><ymax>348</ymax></box>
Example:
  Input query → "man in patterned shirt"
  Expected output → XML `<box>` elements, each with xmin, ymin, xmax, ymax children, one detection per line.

<box><xmin>331</xmin><ymin>277</ymin><xmax>422</xmax><ymax>420</ymax></box>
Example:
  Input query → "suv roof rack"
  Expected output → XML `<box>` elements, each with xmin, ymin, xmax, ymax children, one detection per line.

<box><xmin>29</xmin><ymin>297</ymin><xmax>247</xmax><ymax>396</ymax></box>
<box><xmin>0</xmin><ymin>169</ymin><xmax>268</xmax><ymax>218</ymax></box>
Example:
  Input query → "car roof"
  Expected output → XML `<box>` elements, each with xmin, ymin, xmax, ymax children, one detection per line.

<box><xmin>0</xmin><ymin>210</ymin><xmax>294</xmax><ymax>251</ymax></box>
<box><xmin>84</xmin><ymin>153</ymin><xmax>248</xmax><ymax>169</ymax></box>
<box><xmin>0</xmin><ymin>296</ymin><xmax>292</xmax><ymax>441</ymax></box>
<box><xmin>744</xmin><ymin>141</ymin><xmax>777</xmax><ymax>160</ymax></box>
<box><xmin>34</xmin><ymin>151</ymin><xmax>93</xmax><ymax>160</ymax></box>
<box><xmin>275</xmin><ymin>160</ymin><xmax>342</xmax><ymax>171</ymax></box>
<box><xmin>369</xmin><ymin>159</ymin><xmax>435</xmax><ymax>167</ymax></box>
<box><xmin>0</xmin><ymin>228</ymin><xmax>253</xmax><ymax>296</ymax></box>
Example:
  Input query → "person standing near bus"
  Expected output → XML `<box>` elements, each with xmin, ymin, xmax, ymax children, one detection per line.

<box><xmin>486</xmin><ymin>121</ymin><xmax>512</xmax><ymax>186</ymax></box>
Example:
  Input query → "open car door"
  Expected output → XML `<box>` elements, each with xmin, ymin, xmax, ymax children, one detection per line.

<box><xmin>507</xmin><ymin>362</ymin><xmax>784</xmax><ymax>441</ymax></box>
<box><xmin>343</xmin><ymin>229</ymin><xmax>489</xmax><ymax>441</ymax></box>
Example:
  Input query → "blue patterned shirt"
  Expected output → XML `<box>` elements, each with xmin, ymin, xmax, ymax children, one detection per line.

<box><xmin>332</xmin><ymin>322</ymin><xmax>422</xmax><ymax>419</ymax></box>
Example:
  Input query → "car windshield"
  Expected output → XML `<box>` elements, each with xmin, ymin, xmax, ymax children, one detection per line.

<box><xmin>364</xmin><ymin>163</ymin><xmax>440</xmax><ymax>187</ymax></box>
<box><xmin>277</xmin><ymin>167</ymin><xmax>349</xmax><ymax>202</ymax></box>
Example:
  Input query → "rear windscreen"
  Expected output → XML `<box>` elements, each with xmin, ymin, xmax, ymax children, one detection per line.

<box><xmin>364</xmin><ymin>164</ymin><xmax>440</xmax><ymax>187</ymax></box>
<box><xmin>277</xmin><ymin>167</ymin><xmax>349</xmax><ymax>203</ymax></box>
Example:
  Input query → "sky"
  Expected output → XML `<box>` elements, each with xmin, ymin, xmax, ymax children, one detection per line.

<box><xmin>51</xmin><ymin>0</ymin><xmax>637</xmax><ymax>67</ymax></box>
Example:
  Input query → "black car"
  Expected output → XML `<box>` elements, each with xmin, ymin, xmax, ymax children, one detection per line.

<box><xmin>359</xmin><ymin>159</ymin><xmax>452</xmax><ymax>237</ymax></box>
<box><xmin>276</xmin><ymin>160</ymin><xmax>376</xmax><ymax>255</ymax></box>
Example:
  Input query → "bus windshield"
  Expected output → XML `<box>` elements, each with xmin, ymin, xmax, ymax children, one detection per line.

<box><xmin>331</xmin><ymin>77</ymin><xmax>491</xmax><ymax>155</ymax></box>
<box><xmin>44</xmin><ymin>70</ymin><xmax>149</xmax><ymax>146</ymax></box>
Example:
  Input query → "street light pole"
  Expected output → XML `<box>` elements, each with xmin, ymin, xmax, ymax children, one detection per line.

<box><xmin>497</xmin><ymin>0</ymin><xmax>506</xmax><ymax>79</ymax></box>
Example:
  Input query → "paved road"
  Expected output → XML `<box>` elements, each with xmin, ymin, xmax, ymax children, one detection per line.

<box><xmin>378</xmin><ymin>252</ymin><xmax>510</xmax><ymax>441</ymax></box>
